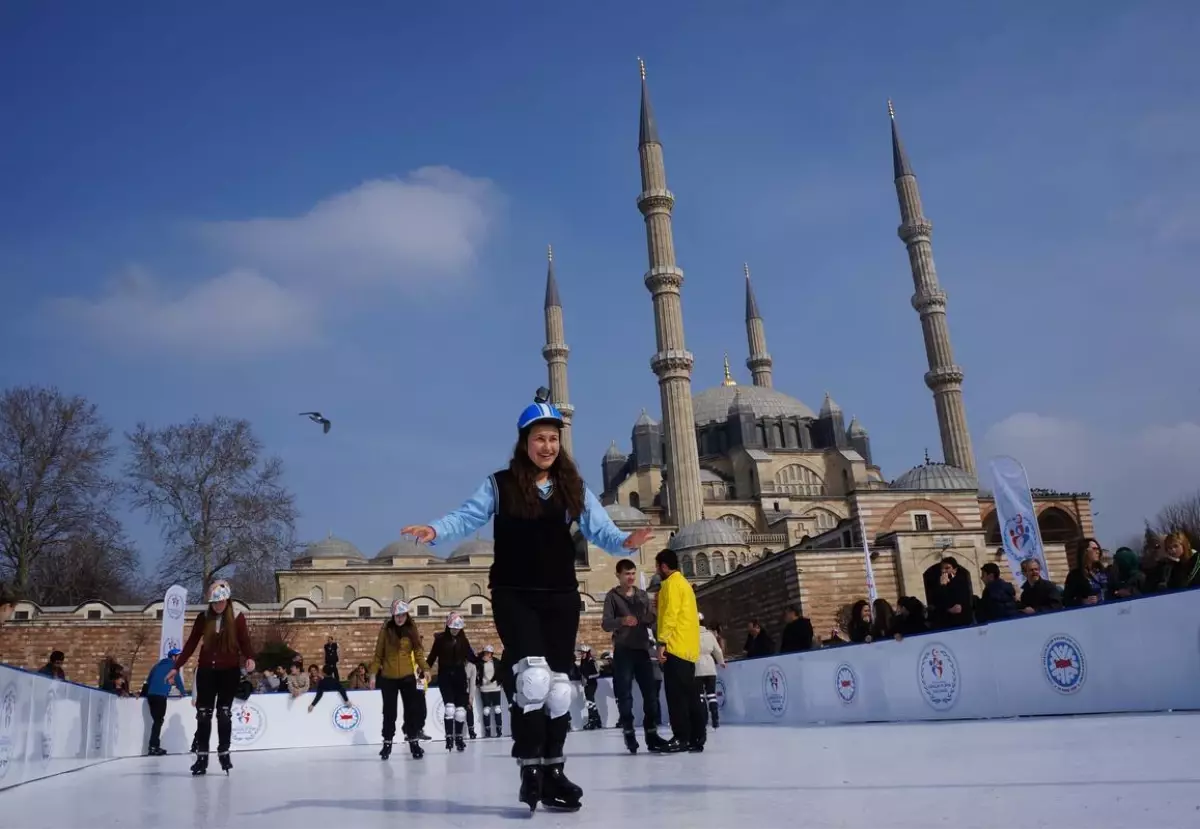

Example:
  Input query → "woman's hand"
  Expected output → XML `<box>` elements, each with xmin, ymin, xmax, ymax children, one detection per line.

<box><xmin>402</xmin><ymin>525</ymin><xmax>436</xmax><ymax>544</ymax></box>
<box><xmin>623</xmin><ymin>527</ymin><xmax>653</xmax><ymax>549</ymax></box>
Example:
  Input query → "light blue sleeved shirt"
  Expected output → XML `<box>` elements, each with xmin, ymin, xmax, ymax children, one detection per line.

<box><xmin>429</xmin><ymin>477</ymin><xmax>631</xmax><ymax>554</ymax></box>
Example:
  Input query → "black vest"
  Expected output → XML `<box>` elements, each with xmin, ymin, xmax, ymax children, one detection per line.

<box><xmin>490</xmin><ymin>469</ymin><xmax>578</xmax><ymax>593</ymax></box>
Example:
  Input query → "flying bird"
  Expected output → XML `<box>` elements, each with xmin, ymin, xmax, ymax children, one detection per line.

<box><xmin>300</xmin><ymin>412</ymin><xmax>332</xmax><ymax>434</ymax></box>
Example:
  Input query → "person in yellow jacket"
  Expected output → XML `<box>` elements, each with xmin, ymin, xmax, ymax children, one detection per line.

<box><xmin>368</xmin><ymin>599</ymin><xmax>429</xmax><ymax>760</ymax></box>
<box><xmin>652</xmin><ymin>549</ymin><xmax>706</xmax><ymax>753</ymax></box>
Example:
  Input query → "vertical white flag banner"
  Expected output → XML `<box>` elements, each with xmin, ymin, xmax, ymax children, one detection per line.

<box><xmin>159</xmin><ymin>585</ymin><xmax>188</xmax><ymax>659</ymax></box>
<box><xmin>858</xmin><ymin>515</ymin><xmax>879</xmax><ymax>610</ymax></box>
<box><xmin>989</xmin><ymin>455</ymin><xmax>1050</xmax><ymax>582</ymax></box>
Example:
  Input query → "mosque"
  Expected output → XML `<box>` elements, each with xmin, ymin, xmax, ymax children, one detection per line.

<box><xmin>271</xmin><ymin>64</ymin><xmax>1094</xmax><ymax>631</ymax></box>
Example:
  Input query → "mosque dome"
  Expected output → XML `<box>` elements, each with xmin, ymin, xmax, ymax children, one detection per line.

<box><xmin>302</xmin><ymin>535</ymin><xmax>366</xmax><ymax>560</ymax></box>
<box><xmin>891</xmin><ymin>462</ymin><xmax>978</xmax><ymax>492</ymax></box>
<box><xmin>605</xmin><ymin>503</ymin><xmax>650</xmax><ymax>526</ymax></box>
<box><xmin>447</xmin><ymin>538</ymin><xmax>495</xmax><ymax>562</ymax></box>
<box><xmin>373</xmin><ymin>537</ymin><xmax>432</xmax><ymax>562</ymax></box>
<box><xmin>668</xmin><ymin>519</ymin><xmax>750</xmax><ymax>551</ymax></box>
<box><xmin>691</xmin><ymin>384</ymin><xmax>816</xmax><ymax>426</ymax></box>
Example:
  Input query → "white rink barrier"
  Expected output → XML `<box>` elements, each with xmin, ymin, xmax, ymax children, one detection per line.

<box><xmin>715</xmin><ymin>589</ymin><xmax>1200</xmax><ymax>725</ymax></box>
<box><xmin>0</xmin><ymin>664</ymin><xmax>660</xmax><ymax>790</ymax></box>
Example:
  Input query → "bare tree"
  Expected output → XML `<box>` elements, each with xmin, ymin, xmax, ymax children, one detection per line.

<box><xmin>125</xmin><ymin>416</ymin><xmax>298</xmax><ymax>595</ymax></box>
<box><xmin>1154</xmin><ymin>490</ymin><xmax>1200</xmax><ymax>550</ymax></box>
<box><xmin>28</xmin><ymin>529</ymin><xmax>146</xmax><ymax>606</ymax></box>
<box><xmin>0</xmin><ymin>386</ymin><xmax>131</xmax><ymax>597</ymax></box>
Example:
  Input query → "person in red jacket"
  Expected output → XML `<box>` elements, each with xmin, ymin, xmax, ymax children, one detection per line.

<box><xmin>165</xmin><ymin>579</ymin><xmax>255</xmax><ymax>776</ymax></box>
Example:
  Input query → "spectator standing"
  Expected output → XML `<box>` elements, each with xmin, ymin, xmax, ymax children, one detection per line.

<box><xmin>653</xmin><ymin>549</ymin><xmax>705</xmax><ymax>753</ymax></box>
<box><xmin>39</xmin><ymin>650</ymin><xmax>66</xmax><ymax>680</ymax></box>
<box><xmin>1064</xmin><ymin>538</ymin><xmax>1110</xmax><ymax>607</ymax></box>
<box><xmin>323</xmin><ymin>635</ymin><xmax>340</xmax><ymax>682</ymax></box>
<box><xmin>1109</xmin><ymin>548</ymin><xmax>1146</xmax><ymax>599</ymax></box>
<box><xmin>1019</xmin><ymin>558</ymin><xmax>1062</xmax><ymax>614</ymax></box>
<box><xmin>778</xmin><ymin>606</ymin><xmax>814</xmax><ymax>653</ymax></box>
<box><xmin>142</xmin><ymin>648</ymin><xmax>186</xmax><ymax>756</ymax></box>
<box><xmin>743</xmin><ymin>620</ymin><xmax>775</xmax><ymax>658</ymax></box>
<box><xmin>977</xmin><ymin>562</ymin><xmax>1019</xmax><ymax>622</ymax></box>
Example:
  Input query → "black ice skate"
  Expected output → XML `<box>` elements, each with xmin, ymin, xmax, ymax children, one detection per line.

<box><xmin>541</xmin><ymin>762</ymin><xmax>583</xmax><ymax>812</ymax></box>
<box><xmin>518</xmin><ymin>764</ymin><xmax>543</xmax><ymax>812</ymax></box>
<box><xmin>658</xmin><ymin>737</ymin><xmax>689</xmax><ymax>753</ymax></box>
<box><xmin>380</xmin><ymin>740</ymin><xmax>392</xmax><ymax>760</ymax></box>
<box><xmin>710</xmin><ymin>705</ymin><xmax>720</xmax><ymax>729</ymax></box>
<box><xmin>408</xmin><ymin>739</ymin><xmax>424</xmax><ymax>759</ymax></box>
<box><xmin>444</xmin><ymin>718</ymin><xmax>455</xmax><ymax>751</ymax></box>
<box><xmin>455</xmin><ymin>734</ymin><xmax>466</xmax><ymax>752</ymax></box>
<box><xmin>218</xmin><ymin>751</ymin><xmax>233</xmax><ymax>774</ymax></box>
<box><xmin>147</xmin><ymin>747</ymin><xmax>167</xmax><ymax>757</ymax></box>
<box><xmin>623</xmin><ymin>728</ymin><xmax>639</xmax><ymax>754</ymax></box>
<box><xmin>644</xmin><ymin>730</ymin><xmax>669</xmax><ymax>753</ymax></box>
<box><xmin>483</xmin><ymin>722</ymin><xmax>492</xmax><ymax>739</ymax></box>
<box><xmin>190</xmin><ymin>753</ymin><xmax>208</xmax><ymax>776</ymax></box>
<box><xmin>469</xmin><ymin>726</ymin><xmax>477</xmax><ymax>739</ymax></box>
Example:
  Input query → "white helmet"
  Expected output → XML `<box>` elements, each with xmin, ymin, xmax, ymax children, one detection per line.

<box><xmin>446</xmin><ymin>612</ymin><xmax>465</xmax><ymax>630</ymax></box>
<box><xmin>390</xmin><ymin>599</ymin><xmax>410</xmax><ymax>617</ymax></box>
<box><xmin>483</xmin><ymin>645</ymin><xmax>495</xmax><ymax>653</ymax></box>
<box><xmin>206</xmin><ymin>580</ymin><xmax>232</xmax><ymax>604</ymax></box>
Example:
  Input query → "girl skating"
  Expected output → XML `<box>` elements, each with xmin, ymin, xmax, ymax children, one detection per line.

<box><xmin>401</xmin><ymin>389</ymin><xmax>652</xmax><ymax>812</ymax></box>
<box><xmin>427</xmin><ymin>612</ymin><xmax>473</xmax><ymax>752</ymax></box>
<box><xmin>477</xmin><ymin>645</ymin><xmax>503</xmax><ymax>738</ymax></box>
<box><xmin>368</xmin><ymin>599</ymin><xmax>429</xmax><ymax>759</ymax></box>
<box><xmin>164</xmin><ymin>580</ymin><xmax>255</xmax><ymax>776</ymax></box>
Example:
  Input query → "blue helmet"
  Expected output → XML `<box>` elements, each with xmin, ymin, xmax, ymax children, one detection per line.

<box><xmin>518</xmin><ymin>401</ymin><xmax>564</xmax><ymax>431</ymax></box>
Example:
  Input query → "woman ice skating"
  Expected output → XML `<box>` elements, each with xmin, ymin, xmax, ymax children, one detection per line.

<box><xmin>477</xmin><ymin>645</ymin><xmax>503</xmax><ymax>738</ymax></box>
<box><xmin>164</xmin><ymin>579</ymin><xmax>255</xmax><ymax>776</ymax></box>
<box><xmin>401</xmin><ymin>389</ymin><xmax>652</xmax><ymax>813</ymax></box>
<box><xmin>368</xmin><ymin>599</ymin><xmax>429</xmax><ymax>759</ymax></box>
<box><xmin>428</xmin><ymin>611</ymin><xmax>473</xmax><ymax>752</ymax></box>
<box><xmin>578</xmin><ymin>645</ymin><xmax>602</xmax><ymax>730</ymax></box>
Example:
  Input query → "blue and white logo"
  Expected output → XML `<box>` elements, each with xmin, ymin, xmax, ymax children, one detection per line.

<box><xmin>834</xmin><ymin>663</ymin><xmax>857</xmax><ymax>704</ymax></box>
<box><xmin>40</xmin><ymin>687</ymin><xmax>56</xmax><ymax>764</ymax></box>
<box><xmin>713</xmin><ymin>676</ymin><xmax>727</xmax><ymax>710</ymax></box>
<box><xmin>0</xmin><ymin>682</ymin><xmax>17</xmax><ymax>780</ymax></box>
<box><xmin>332</xmin><ymin>704</ymin><xmax>362</xmax><ymax>731</ymax></box>
<box><xmin>1043</xmin><ymin>634</ymin><xmax>1086</xmax><ymax>694</ymax></box>
<box><xmin>917</xmin><ymin>642</ymin><xmax>960</xmax><ymax>711</ymax></box>
<box><xmin>762</xmin><ymin>664</ymin><xmax>787</xmax><ymax>717</ymax></box>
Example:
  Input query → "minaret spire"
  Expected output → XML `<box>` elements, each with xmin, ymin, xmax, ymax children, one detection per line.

<box><xmin>890</xmin><ymin>101</ymin><xmax>975</xmax><ymax>475</ymax></box>
<box><xmin>743</xmin><ymin>262</ymin><xmax>773</xmax><ymax>388</ymax></box>
<box><xmin>722</xmin><ymin>353</ymin><xmax>736</xmax><ymax>386</ymax></box>
<box><xmin>636</xmin><ymin>59</ymin><xmax>703</xmax><ymax>527</ymax></box>
<box><xmin>542</xmin><ymin>243</ymin><xmax>574</xmax><ymax>455</ymax></box>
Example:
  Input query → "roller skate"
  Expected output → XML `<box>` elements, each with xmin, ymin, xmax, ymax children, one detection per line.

<box><xmin>380</xmin><ymin>740</ymin><xmax>392</xmax><ymax>760</ymax></box>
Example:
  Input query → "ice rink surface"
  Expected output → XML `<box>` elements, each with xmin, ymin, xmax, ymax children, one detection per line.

<box><xmin>4</xmin><ymin>712</ymin><xmax>1199</xmax><ymax>828</ymax></box>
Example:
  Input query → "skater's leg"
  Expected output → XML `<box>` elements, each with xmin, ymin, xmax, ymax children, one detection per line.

<box><xmin>193</xmin><ymin>668</ymin><xmax>217</xmax><ymax>755</ymax></box>
<box><xmin>492</xmin><ymin>588</ymin><xmax>550</xmax><ymax>763</ymax></box>
<box><xmin>611</xmin><ymin>648</ymin><xmax>636</xmax><ymax>730</ymax></box>
<box><xmin>688</xmin><ymin>671</ymin><xmax>708</xmax><ymax>747</ymax></box>
<box><xmin>147</xmin><ymin>695</ymin><xmax>167</xmax><ymax>752</ymax></box>
<box><xmin>540</xmin><ymin>591</ymin><xmax>583</xmax><ymax>810</ymax></box>
<box><xmin>214</xmin><ymin>667</ymin><xmax>240</xmax><ymax>770</ymax></box>
<box><xmin>661</xmin><ymin>654</ymin><xmax>696</xmax><ymax>746</ymax></box>
<box><xmin>702</xmin><ymin>675</ymin><xmax>719</xmax><ymax>727</ymax></box>
<box><xmin>379</xmin><ymin>678</ymin><xmax>400</xmax><ymax>741</ymax></box>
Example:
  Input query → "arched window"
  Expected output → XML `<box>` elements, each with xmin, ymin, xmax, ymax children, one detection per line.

<box><xmin>711</xmin><ymin>552</ymin><xmax>726</xmax><ymax>575</ymax></box>
<box><xmin>309</xmin><ymin>586</ymin><xmax>324</xmax><ymax>603</ymax></box>
<box><xmin>681</xmin><ymin>555</ymin><xmax>695</xmax><ymax>578</ymax></box>
<box><xmin>695</xmin><ymin>553</ymin><xmax>711</xmax><ymax>577</ymax></box>
<box><xmin>342</xmin><ymin>585</ymin><xmax>357</xmax><ymax>603</ymax></box>
<box><xmin>392</xmin><ymin>585</ymin><xmax>405</xmax><ymax>601</ymax></box>
<box><xmin>741</xmin><ymin>552</ymin><xmax>749</xmax><ymax>565</ymax></box>
<box><xmin>983</xmin><ymin>512</ymin><xmax>1001</xmax><ymax>545</ymax></box>
<box><xmin>629</xmin><ymin>492</ymin><xmax>641</xmax><ymax>509</ymax></box>
<box><xmin>773</xmin><ymin>464</ymin><xmax>825</xmax><ymax>496</ymax></box>
<box><xmin>470</xmin><ymin>583</ymin><xmax>482</xmax><ymax>596</ymax></box>
<box><xmin>719</xmin><ymin>514</ymin><xmax>755</xmax><ymax>534</ymax></box>
<box><xmin>1037</xmin><ymin>507</ymin><xmax>1079</xmax><ymax>545</ymax></box>
<box><xmin>806</xmin><ymin>509</ymin><xmax>839</xmax><ymax>532</ymax></box>
<box><xmin>422</xmin><ymin>584</ymin><xmax>437</xmax><ymax>600</ymax></box>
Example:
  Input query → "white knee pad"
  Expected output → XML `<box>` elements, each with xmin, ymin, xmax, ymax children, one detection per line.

<box><xmin>443</xmin><ymin>703</ymin><xmax>456</xmax><ymax>718</ymax></box>
<box><xmin>482</xmin><ymin>705</ymin><xmax>492</xmax><ymax>716</ymax></box>
<box><xmin>513</xmin><ymin>656</ymin><xmax>552</xmax><ymax>713</ymax></box>
<box><xmin>454</xmin><ymin>707</ymin><xmax>467</xmax><ymax>722</ymax></box>
<box><xmin>545</xmin><ymin>672</ymin><xmax>573</xmax><ymax>719</ymax></box>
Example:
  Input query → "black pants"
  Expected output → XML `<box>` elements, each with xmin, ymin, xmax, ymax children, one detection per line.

<box><xmin>697</xmin><ymin>674</ymin><xmax>717</xmax><ymax>725</ymax></box>
<box><xmin>662</xmin><ymin>654</ymin><xmax>706</xmax><ymax>746</ymax></box>
<box><xmin>480</xmin><ymin>689</ymin><xmax>503</xmax><ymax>733</ymax></box>
<box><xmin>379</xmin><ymin>675</ymin><xmax>426</xmax><ymax>741</ymax></box>
<box><xmin>328</xmin><ymin>663</ymin><xmax>340</xmax><ymax>682</ymax></box>
<box><xmin>195</xmin><ymin>667</ymin><xmax>240</xmax><ymax>754</ymax></box>
<box><xmin>146</xmin><ymin>695</ymin><xmax>168</xmax><ymax>750</ymax></box>
<box><xmin>492</xmin><ymin>588</ymin><xmax>579</xmax><ymax>762</ymax></box>
<box><xmin>611</xmin><ymin>646</ymin><xmax>660</xmax><ymax>732</ymax></box>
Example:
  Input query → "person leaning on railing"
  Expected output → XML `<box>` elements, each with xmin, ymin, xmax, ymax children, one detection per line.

<box><xmin>0</xmin><ymin>582</ymin><xmax>17</xmax><ymax>625</ymax></box>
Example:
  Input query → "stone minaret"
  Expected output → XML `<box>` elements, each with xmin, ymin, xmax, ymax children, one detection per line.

<box><xmin>637</xmin><ymin>58</ymin><xmax>703</xmax><ymax>527</ymax></box>
<box><xmin>743</xmin><ymin>263</ymin><xmax>773</xmax><ymax>388</ymax></box>
<box><xmin>542</xmin><ymin>244</ymin><xmax>574</xmax><ymax>455</ymax></box>
<box><xmin>890</xmin><ymin>101</ymin><xmax>976</xmax><ymax>476</ymax></box>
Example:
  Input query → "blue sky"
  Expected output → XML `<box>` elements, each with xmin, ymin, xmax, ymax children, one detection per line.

<box><xmin>2</xmin><ymin>1</ymin><xmax>1197</xmax><ymax>571</ymax></box>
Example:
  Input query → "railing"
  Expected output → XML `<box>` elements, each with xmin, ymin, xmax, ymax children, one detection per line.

<box><xmin>745</xmin><ymin>533</ymin><xmax>787</xmax><ymax>545</ymax></box>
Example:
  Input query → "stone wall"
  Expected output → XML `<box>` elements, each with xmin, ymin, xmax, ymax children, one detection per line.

<box><xmin>0</xmin><ymin>612</ymin><xmax>614</xmax><ymax>688</ymax></box>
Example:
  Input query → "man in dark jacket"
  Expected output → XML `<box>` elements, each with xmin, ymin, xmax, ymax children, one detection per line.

<box><xmin>39</xmin><ymin>650</ymin><xmax>66</xmax><ymax>680</ymax></box>
<box><xmin>744</xmin><ymin>620</ymin><xmax>774</xmax><ymax>658</ymax></box>
<box><xmin>601</xmin><ymin>559</ymin><xmax>667</xmax><ymax>753</ymax></box>
<box><xmin>927</xmin><ymin>557</ymin><xmax>974</xmax><ymax>629</ymax></box>
<box><xmin>778</xmin><ymin>606</ymin><xmax>814</xmax><ymax>653</ymax></box>
<box><xmin>1018</xmin><ymin>558</ymin><xmax>1063</xmax><ymax>614</ymax></box>
<box><xmin>142</xmin><ymin>648</ymin><xmax>186</xmax><ymax>755</ymax></box>
<box><xmin>323</xmin><ymin>635</ymin><xmax>340</xmax><ymax>682</ymax></box>
<box><xmin>976</xmin><ymin>562</ymin><xmax>1018</xmax><ymax>622</ymax></box>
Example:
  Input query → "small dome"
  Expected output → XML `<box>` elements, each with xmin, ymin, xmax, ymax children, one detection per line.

<box><xmin>605</xmin><ymin>503</ymin><xmax>650</xmax><ymax>526</ymax></box>
<box><xmin>374</xmin><ymin>538</ymin><xmax>431</xmax><ymax>560</ymax></box>
<box><xmin>604</xmin><ymin>440</ymin><xmax>626</xmax><ymax>460</ymax></box>
<box><xmin>303</xmin><ymin>535</ymin><xmax>366</xmax><ymax>560</ymax></box>
<box><xmin>633</xmin><ymin>409</ymin><xmax>659</xmax><ymax>429</ymax></box>
<box><xmin>448</xmin><ymin>538</ymin><xmax>494</xmax><ymax>561</ymax></box>
<box><xmin>891</xmin><ymin>462</ymin><xmax>978</xmax><ymax>492</ymax></box>
<box><xmin>668</xmin><ymin>519</ymin><xmax>749</xmax><ymax>551</ymax></box>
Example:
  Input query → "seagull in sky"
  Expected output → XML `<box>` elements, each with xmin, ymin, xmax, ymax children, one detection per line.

<box><xmin>300</xmin><ymin>412</ymin><xmax>332</xmax><ymax>434</ymax></box>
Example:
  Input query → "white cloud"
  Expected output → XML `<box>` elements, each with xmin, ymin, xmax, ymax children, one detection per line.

<box><xmin>197</xmin><ymin>166</ymin><xmax>499</xmax><ymax>291</ymax></box>
<box><xmin>54</xmin><ymin>267</ymin><xmax>318</xmax><ymax>357</ymax></box>
<box><xmin>980</xmin><ymin>412</ymin><xmax>1200</xmax><ymax>539</ymax></box>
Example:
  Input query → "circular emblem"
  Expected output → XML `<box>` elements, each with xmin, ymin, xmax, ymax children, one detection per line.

<box><xmin>161</xmin><ymin>636</ymin><xmax>182</xmax><ymax>659</ymax></box>
<box><xmin>713</xmin><ymin>676</ymin><xmax>727</xmax><ymax>710</ymax></box>
<box><xmin>1042</xmin><ymin>634</ymin><xmax>1086</xmax><ymax>694</ymax></box>
<box><xmin>230</xmin><ymin>701</ymin><xmax>267</xmax><ymax>745</ymax></box>
<box><xmin>332</xmin><ymin>704</ymin><xmax>362</xmax><ymax>731</ymax></box>
<box><xmin>0</xmin><ymin>682</ymin><xmax>16</xmax><ymax>779</ymax></box>
<box><xmin>761</xmin><ymin>664</ymin><xmax>788</xmax><ymax>717</ymax></box>
<box><xmin>834</xmin><ymin>663</ymin><xmax>858</xmax><ymax>704</ymax></box>
<box><xmin>1004</xmin><ymin>513</ymin><xmax>1036</xmax><ymax>556</ymax></box>
<box><xmin>41</xmin><ymin>687</ymin><xmax>56</xmax><ymax>764</ymax></box>
<box><xmin>165</xmin><ymin>593</ymin><xmax>185</xmax><ymax>621</ymax></box>
<box><xmin>917</xmin><ymin>642</ymin><xmax>960</xmax><ymax>711</ymax></box>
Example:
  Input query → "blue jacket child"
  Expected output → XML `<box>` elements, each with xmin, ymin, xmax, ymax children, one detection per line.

<box><xmin>143</xmin><ymin>650</ymin><xmax>187</xmax><ymax>697</ymax></box>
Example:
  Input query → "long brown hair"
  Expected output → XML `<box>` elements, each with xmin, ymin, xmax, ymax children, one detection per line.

<box><xmin>386</xmin><ymin>615</ymin><xmax>423</xmax><ymax>652</ymax></box>
<box><xmin>434</xmin><ymin>627</ymin><xmax>472</xmax><ymax>665</ymax></box>
<box><xmin>502</xmin><ymin>424</ymin><xmax>585</xmax><ymax>520</ymax></box>
<box><xmin>202</xmin><ymin>602</ymin><xmax>238</xmax><ymax>654</ymax></box>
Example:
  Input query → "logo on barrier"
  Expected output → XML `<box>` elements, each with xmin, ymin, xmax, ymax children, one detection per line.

<box><xmin>231</xmin><ymin>702</ymin><xmax>267</xmax><ymax>745</ymax></box>
<box><xmin>762</xmin><ymin>664</ymin><xmax>788</xmax><ymax>717</ymax></box>
<box><xmin>41</xmin><ymin>687</ymin><xmax>56</xmax><ymax>764</ymax></box>
<box><xmin>834</xmin><ymin>663</ymin><xmax>858</xmax><ymax>704</ymax></box>
<box><xmin>1043</xmin><ymin>634</ymin><xmax>1086</xmax><ymax>694</ymax></box>
<box><xmin>332</xmin><ymin>704</ymin><xmax>362</xmax><ymax>731</ymax></box>
<box><xmin>91</xmin><ymin>704</ymin><xmax>104</xmax><ymax>753</ymax></box>
<box><xmin>1004</xmin><ymin>513</ymin><xmax>1036</xmax><ymax>557</ymax></box>
<box><xmin>917</xmin><ymin>642</ymin><xmax>960</xmax><ymax>711</ymax></box>
<box><xmin>165</xmin><ymin>592</ymin><xmax>186</xmax><ymax>621</ymax></box>
<box><xmin>0</xmin><ymin>682</ymin><xmax>17</xmax><ymax>780</ymax></box>
<box><xmin>714</xmin><ymin>676</ymin><xmax>727</xmax><ymax>710</ymax></box>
